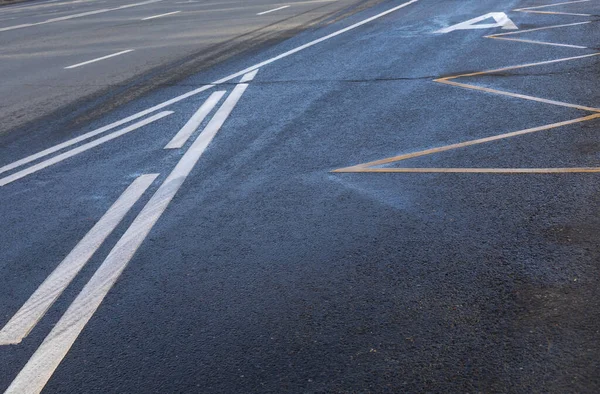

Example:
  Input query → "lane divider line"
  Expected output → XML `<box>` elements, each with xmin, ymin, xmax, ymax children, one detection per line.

<box><xmin>0</xmin><ymin>0</ymin><xmax>164</xmax><ymax>32</ymax></box>
<box><xmin>64</xmin><ymin>49</ymin><xmax>134</xmax><ymax>70</ymax></box>
<box><xmin>164</xmin><ymin>91</ymin><xmax>226</xmax><ymax>149</ymax></box>
<box><xmin>141</xmin><ymin>10</ymin><xmax>181</xmax><ymax>20</ymax></box>
<box><xmin>4</xmin><ymin>70</ymin><xmax>256</xmax><ymax>394</ymax></box>
<box><xmin>0</xmin><ymin>174</ymin><xmax>158</xmax><ymax>346</ymax></box>
<box><xmin>0</xmin><ymin>0</ymin><xmax>421</xmax><ymax>181</ymax></box>
<box><xmin>0</xmin><ymin>87</ymin><xmax>212</xmax><ymax>177</ymax></box>
<box><xmin>0</xmin><ymin>111</ymin><xmax>173</xmax><ymax>187</ymax></box>
<box><xmin>257</xmin><ymin>5</ymin><xmax>290</xmax><ymax>15</ymax></box>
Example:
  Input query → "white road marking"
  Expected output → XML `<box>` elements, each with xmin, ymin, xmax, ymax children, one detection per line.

<box><xmin>489</xmin><ymin>36</ymin><xmax>587</xmax><ymax>49</ymax></box>
<box><xmin>488</xmin><ymin>21</ymin><xmax>590</xmax><ymax>37</ymax></box>
<box><xmin>257</xmin><ymin>5</ymin><xmax>290</xmax><ymax>15</ymax></box>
<box><xmin>0</xmin><ymin>0</ymin><xmax>164</xmax><ymax>32</ymax></box>
<box><xmin>436</xmin><ymin>12</ymin><xmax>518</xmax><ymax>34</ymax></box>
<box><xmin>4</xmin><ymin>71</ymin><xmax>256</xmax><ymax>394</ymax></box>
<box><xmin>0</xmin><ymin>174</ymin><xmax>158</xmax><ymax>346</ymax></box>
<box><xmin>164</xmin><ymin>91</ymin><xmax>226</xmax><ymax>149</ymax></box>
<box><xmin>64</xmin><ymin>49</ymin><xmax>134</xmax><ymax>69</ymax></box>
<box><xmin>514</xmin><ymin>0</ymin><xmax>590</xmax><ymax>11</ymax></box>
<box><xmin>141</xmin><ymin>10</ymin><xmax>181</xmax><ymax>20</ymax></box>
<box><xmin>0</xmin><ymin>0</ymin><xmax>419</xmax><ymax>179</ymax></box>
<box><xmin>0</xmin><ymin>111</ymin><xmax>172</xmax><ymax>187</ymax></box>
<box><xmin>239</xmin><ymin>69</ymin><xmax>259</xmax><ymax>83</ymax></box>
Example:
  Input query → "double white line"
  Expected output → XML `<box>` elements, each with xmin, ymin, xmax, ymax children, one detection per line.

<box><xmin>2</xmin><ymin>70</ymin><xmax>256</xmax><ymax>394</ymax></box>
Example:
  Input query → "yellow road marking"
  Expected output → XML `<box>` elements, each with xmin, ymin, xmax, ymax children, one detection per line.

<box><xmin>333</xmin><ymin>1</ymin><xmax>600</xmax><ymax>175</ymax></box>
<box><xmin>487</xmin><ymin>21</ymin><xmax>591</xmax><ymax>37</ymax></box>
<box><xmin>513</xmin><ymin>0</ymin><xmax>590</xmax><ymax>11</ymax></box>
<box><xmin>487</xmin><ymin>36</ymin><xmax>587</xmax><ymax>49</ymax></box>
<box><xmin>437</xmin><ymin>80</ymin><xmax>600</xmax><ymax>113</ymax></box>
<box><xmin>516</xmin><ymin>10</ymin><xmax>591</xmax><ymax>16</ymax></box>
<box><xmin>436</xmin><ymin>52</ymin><xmax>600</xmax><ymax>80</ymax></box>
<box><xmin>332</xmin><ymin>114</ymin><xmax>600</xmax><ymax>172</ymax></box>
<box><xmin>334</xmin><ymin>168</ymin><xmax>600</xmax><ymax>174</ymax></box>
<box><xmin>484</xmin><ymin>21</ymin><xmax>592</xmax><ymax>48</ymax></box>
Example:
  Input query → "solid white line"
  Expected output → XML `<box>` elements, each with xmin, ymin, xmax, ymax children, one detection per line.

<box><xmin>257</xmin><ymin>5</ymin><xmax>290</xmax><ymax>15</ymax></box>
<box><xmin>64</xmin><ymin>50</ymin><xmax>134</xmax><ymax>69</ymax></box>
<box><xmin>141</xmin><ymin>10</ymin><xmax>181</xmax><ymax>20</ymax></box>
<box><xmin>164</xmin><ymin>91</ymin><xmax>226</xmax><ymax>149</ymax></box>
<box><xmin>0</xmin><ymin>87</ymin><xmax>211</xmax><ymax>177</ymax></box>
<box><xmin>0</xmin><ymin>174</ymin><xmax>158</xmax><ymax>346</ymax></box>
<box><xmin>0</xmin><ymin>0</ymin><xmax>419</xmax><ymax>177</ymax></box>
<box><xmin>0</xmin><ymin>111</ymin><xmax>172</xmax><ymax>187</ymax></box>
<box><xmin>0</xmin><ymin>0</ymin><xmax>164</xmax><ymax>32</ymax></box>
<box><xmin>4</xmin><ymin>73</ymin><xmax>255</xmax><ymax>394</ymax></box>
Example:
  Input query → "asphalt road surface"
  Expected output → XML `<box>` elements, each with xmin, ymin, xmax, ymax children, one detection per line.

<box><xmin>1</xmin><ymin>0</ymin><xmax>600</xmax><ymax>392</ymax></box>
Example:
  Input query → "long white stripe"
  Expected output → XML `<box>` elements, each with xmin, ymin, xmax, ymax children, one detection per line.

<box><xmin>0</xmin><ymin>111</ymin><xmax>172</xmax><ymax>187</ymax></box>
<box><xmin>5</xmin><ymin>75</ymin><xmax>254</xmax><ymax>394</ymax></box>
<box><xmin>64</xmin><ymin>50</ymin><xmax>134</xmax><ymax>69</ymax></box>
<box><xmin>514</xmin><ymin>0</ymin><xmax>589</xmax><ymax>11</ymax></box>
<box><xmin>0</xmin><ymin>0</ymin><xmax>164</xmax><ymax>32</ymax></box>
<box><xmin>257</xmin><ymin>5</ymin><xmax>290</xmax><ymax>15</ymax></box>
<box><xmin>141</xmin><ymin>10</ymin><xmax>181</xmax><ymax>20</ymax></box>
<box><xmin>0</xmin><ymin>174</ymin><xmax>158</xmax><ymax>346</ymax></box>
<box><xmin>0</xmin><ymin>0</ymin><xmax>419</xmax><ymax>177</ymax></box>
<box><xmin>164</xmin><ymin>91</ymin><xmax>225</xmax><ymax>149</ymax></box>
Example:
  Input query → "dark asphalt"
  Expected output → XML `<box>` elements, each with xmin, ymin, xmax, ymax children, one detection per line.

<box><xmin>1</xmin><ymin>0</ymin><xmax>600</xmax><ymax>392</ymax></box>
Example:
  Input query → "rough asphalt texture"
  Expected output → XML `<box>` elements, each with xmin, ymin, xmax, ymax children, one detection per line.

<box><xmin>1</xmin><ymin>0</ymin><xmax>600</xmax><ymax>392</ymax></box>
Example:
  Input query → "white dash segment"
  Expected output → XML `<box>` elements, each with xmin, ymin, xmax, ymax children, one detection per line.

<box><xmin>0</xmin><ymin>0</ymin><xmax>420</xmax><ymax>177</ymax></box>
<box><xmin>65</xmin><ymin>50</ymin><xmax>134</xmax><ymax>69</ymax></box>
<box><xmin>164</xmin><ymin>91</ymin><xmax>226</xmax><ymax>149</ymax></box>
<box><xmin>4</xmin><ymin>73</ymin><xmax>255</xmax><ymax>394</ymax></box>
<box><xmin>0</xmin><ymin>111</ymin><xmax>172</xmax><ymax>187</ymax></box>
<box><xmin>239</xmin><ymin>69</ymin><xmax>259</xmax><ymax>83</ymax></box>
<box><xmin>0</xmin><ymin>86</ymin><xmax>215</xmax><ymax>176</ymax></box>
<box><xmin>257</xmin><ymin>5</ymin><xmax>290</xmax><ymax>15</ymax></box>
<box><xmin>141</xmin><ymin>10</ymin><xmax>181</xmax><ymax>20</ymax></box>
<box><xmin>0</xmin><ymin>174</ymin><xmax>158</xmax><ymax>346</ymax></box>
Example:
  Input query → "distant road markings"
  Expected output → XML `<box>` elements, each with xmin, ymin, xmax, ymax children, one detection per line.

<box><xmin>514</xmin><ymin>0</ymin><xmax>592</xmax><ymax>16</ymax></box>
<box><xmin>165</xmin><ymin>91</ymin><xmax>226</xmax><ymax>149</ymax></box>
<box><xmin>141</xmin><ymin>10</ymin><xmax>181</xmax><ymax>20</ymax></box>
<box><xmin>0</xmin><ymin>0</ymin><xmax>420</xmax><ymax>187</ymax></box>
<box><xmin>4</xmin><ymin>71</ymin><xmax>257</xmax><ymax>394</ymax></box>
<box><xmin>257</xmin><ymin>5</ymin><xmax>290</xmax><ymax>15</ymax></box>
<box><xmin>0</xmin><ymin>111</ymin><xmax>172</xmax><ymax>187</ymax></box>
<box><xmin>486</xmin><ymin>21</ymin><xmax>591</xmax><ymax>49</ymax></box>
<box><xmin>0</xmin><ymin>0</ymin><xmax>164</xmax><ymax>32</ymax></box>
<box><xmin>435</xmin><ymin>12</ymin><xmax>518</xmax><ymax>33</ymax></box>
<box><xmin>0</xmin><ymin>174</ymin><xmax>158</xmax><ymax>346</ymax></box>
<box><xmin>64</xmin><ymin>49</ymin><xmax>134</xmax><ymax>69</ymax></box>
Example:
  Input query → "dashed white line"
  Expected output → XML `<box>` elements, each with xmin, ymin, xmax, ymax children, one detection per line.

<box><xmin>0</xmin><ymin>174</ymin><xmax>158</xmax><ymax>346</ymax></box>
<box><xmin>0</xmin><ymin>0</ymin><xmax>420</xmax><ymax>184</ymax></box>
<box><xmin>4</xmin><ymin>71</ymin><xmax>256</xmax><ymax>394</ymax></box>
<box><xmin>257</xmin><ymin>5</ymin><xmax>290</xmax><ymax>15</ymax></box>
<box><xmin>64</xmin><ymin>49</ymin><xmax>134</xmax><ymax>69</ymax></box>
<box><xmin>164</xmin><ymin>90</ymin><xmax>226</xmax><ymax>149</ymax></box>
<box><xmin>0</xmin><ymin>0</ymin><xmax>164</xmax><ymax>32</ymax></box>
<box><xmin>0</xmin><ymin>111</ymin><xmax>172</xmax><ymax>187</ymax></box>
<box><xmin>141</xmin><ymin>10</ymin><xmax>181</xmax><ymax>20</ymax></box>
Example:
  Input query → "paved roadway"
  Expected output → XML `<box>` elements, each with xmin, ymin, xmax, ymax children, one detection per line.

<box><xmin>0</xmin><ymin>0</ymin><xmax>375</xmax><ymax>136</ymax></box>
<box><xmin>1</xmin><ymin>0</ymin><xmax>600</xmax><ymax>392</ymax></box>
